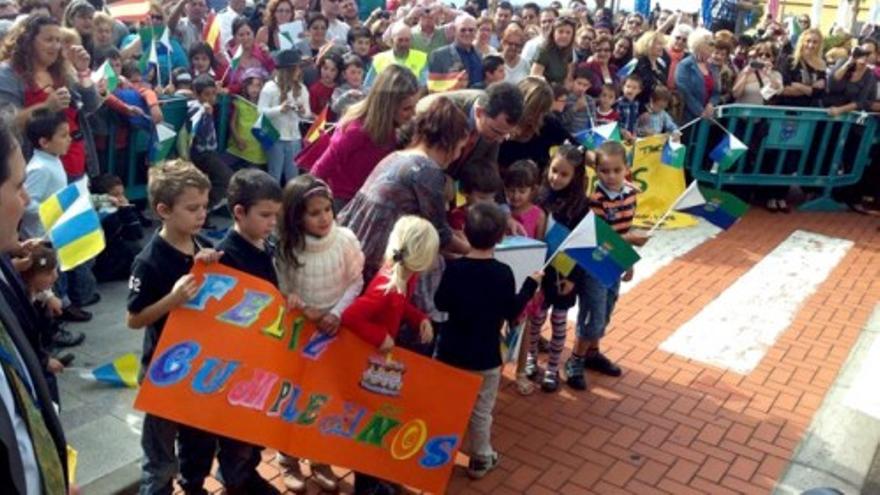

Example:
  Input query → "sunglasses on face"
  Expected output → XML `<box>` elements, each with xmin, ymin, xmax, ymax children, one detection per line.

<box><xmin>459</xmin><ymin>27</ymin><xmax>476</xmax><ymax>33</ymax></box>
<box><xmin>757</xmin><ymin>52</ymin><xmax>773</xmax><ymax>58</ymax></box>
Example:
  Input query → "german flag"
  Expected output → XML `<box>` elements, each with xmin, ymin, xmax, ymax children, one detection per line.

<box><xmin>304</xmin><ymin>107</ymin><xmax>328</xmax><ymax>145</ymax></box>
<box><xmin>427</xmin><ymin>71</ymin><xmax>467</xmax><ymax>93</ymax></box>
<box><xmin>107</xmin><ymin>0</ymin><xmax>150</xmax><ymax>22</ymax></box>
<box><xmin>203</xmin><ymin>12</ymin><xmax>222</xmax><ymax>53</ymax></box>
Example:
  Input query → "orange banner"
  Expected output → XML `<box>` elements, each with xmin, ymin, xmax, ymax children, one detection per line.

<box><xmin>134</xmin><ymin>263</ymin><xmax>482</xmax><ymax>493</ymax></box>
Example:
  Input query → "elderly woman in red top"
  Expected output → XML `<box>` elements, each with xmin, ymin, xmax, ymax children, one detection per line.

<box><xmin>0</xmin><ymin>14</ymin><xmax>101</xmax><ymax>180</ymax></box>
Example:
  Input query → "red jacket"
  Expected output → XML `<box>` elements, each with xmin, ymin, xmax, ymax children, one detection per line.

<box><xmin>341</xmin><ymin>268</ymin><xmax>427</xmax><ymax>348</ymax></box>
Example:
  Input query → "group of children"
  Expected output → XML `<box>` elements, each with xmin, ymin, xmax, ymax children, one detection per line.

<box><xmin>560</xmin><ymin>68</ymin><xmax>679</xmax><ymax>141</ymax></box>
<box><xmin>115</xmin><ymin>121</ymin><xmax>647</xmax><ymax>492</ymax></box>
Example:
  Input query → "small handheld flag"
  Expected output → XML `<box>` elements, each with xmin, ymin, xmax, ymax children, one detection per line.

<box><xmin>252</xmin><ymin>113</ymin><xmax>280</xmax><ymax>150</ymax></box>
<box><xmin>671</xmin><ymin>182</ymin><xmax>748</xmax><ymax>230</ymax></box>
<box><xmin>38</xmin><ymin>180</ymin><xmax>105</xmax><ymax>271</ymax></box>
<box><xmin>708</xmin><ymin>132</ymin><xmax>747</xmax><ymax>171</ymax></box>
<box><xmin>89</xmin><ymin>353</ymin><xmax>140</xmax><ymax>388</ymax></box>
<box><xmin>107</xmin><ymin>0</ymin><xmax>150</xmax><ymax>22</ymax></box>
<box><xmin>151</xmin><ymin>123</ymin><xmax>177</xmax><ymax>163</ymax></box>
<box><xmin>146</xmin><ymin>38</ymin><xmax>161</xmax><ymax>86</ymax></box>
<box><xmin>427</xmin><ymin>71</ymin><xmax>467</xmax><ymax>93</ymax></box>
<box><xmin>229</xmin><ymin>45</ymin><xmax>244</xmax><ymax>71</ymax></box>
<box><xmin>304</xmin><ymin>107</ymin><xmax>328</xmax><ymax>144</ymax></box>
<box><xmin>661</xmin><ymin>138</ymin><xmax>686</xmax><ymax>168</ymax></box>
<box><xmin>544</xmin><ymin>212</ymin><xmax>641</xmax><ymax>288</ymax></box>
<box><xmin>203</xmin><ymin>12</ymin><xmax>222</xmax><ymax>53</ymax></box>
<box><xmin>574</xmin><ymin>122</ymin><xmax>622</xmax><ymax>150</ymax></box>
<box><xmin>616</xmin><ymin>58</ymin><xmax>638</xmax><ymax>80</ymax></box>
<box><xmin>90</xmin><ymin>60</ymin><xmax>119</xmax><ymax>92</ymax></box>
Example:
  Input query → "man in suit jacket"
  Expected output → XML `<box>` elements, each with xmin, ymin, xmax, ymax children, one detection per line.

<box><xmin>427</xmin><ymin>14</ymin><xmax>483</xmax><ymax>90</ymax></box>
<box><xmin>0</xmin><ymin>120</ymin><xmax>69</xmax><ymax>494</ymax></box>
<box><xmin>415</xmin><ymin>81</ymin><xmax>524</xmax><ymax>180</ymax></box>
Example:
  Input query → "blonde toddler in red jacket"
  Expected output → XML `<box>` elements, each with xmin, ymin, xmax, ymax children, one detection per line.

<box><xmin>342</xmin><ymin>215</ymin><xmax>439</xmax><ymax>353</ymax></box>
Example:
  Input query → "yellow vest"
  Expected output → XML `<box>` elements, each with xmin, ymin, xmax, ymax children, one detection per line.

<box><xmin>372</xmin><ymin>49</ymin><xmax>427</xmax><ymax>78</ymax></box>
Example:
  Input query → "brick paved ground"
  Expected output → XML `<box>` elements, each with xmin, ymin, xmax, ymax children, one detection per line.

<box><xmin>180</xmin><ymin>211</ymin><xmax>880</xmax><ymax>494</ymax></box>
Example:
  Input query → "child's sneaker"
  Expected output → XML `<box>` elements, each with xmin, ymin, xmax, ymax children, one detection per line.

<box><xmin>467</xmin><ymin>451</ymin><xmax>499</xmax><ymax>479</ymax></box>
<box><xmin>524</xmin><ymin>354</ymin><xmax>542</xmax><ymax>381</ymax></box>
<box><xmin>564</xmin><ymin>355</ymin><xmax>588</xmax><ymax>390</ymax></box>
<box><xmin>515</xmin><ymin>372</ymin><xmax>535</xmax><ymax>395</ymax></box>
<box><xmin>540</xmin><ymin>370</ymin><xmax>560</xmax><ymax>392</ymax></box>
<box><xmin>584</xmin><ymin>351</ymin><xmax>622</xmax><ymax>377</ymax></box>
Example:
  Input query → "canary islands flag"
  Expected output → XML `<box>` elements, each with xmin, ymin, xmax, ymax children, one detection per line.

<box><xmin>548</xmin><ymin>211</ymin><xmax>641</xmax><ymax>288</ymax></box>
<box><xmin>38</xmin><ymin>180</ymin><xmax>105</xmax><ymax>271</ymax></box>
<box><xmin>574</xmin><ymin>122</ymin><xmax>622</xmax><ymax>150</ymax></box>
<box><xmin>708</xmin><ymin>132</ymin><xmax>747</xmax><ymax>171</ymax></box>
<box><xmin>252</xmin><ymin>113</ymin><xmax>280</xmax><ymax>150</ymax></box>
<box><xmin>661</xmin><ymin>139</ymin><xmax>686</xmax><ymax>168</ymax></box>
<box><xmin>91</xmin><ymin>353</ymin><xmax>140</xmax><ymax>388</ymax></box>
<box><xmin>671</xmin><ymin>182</ymin><xmax>748</xmax><ymax>230</ymax></box>
<box><xmin>151</xmin><ymin>122</ymin><xmax>177</xmax><ymax>163</ymax></box>
<box><xmin>543</xmin><ymin>217</ymin><xmax>577</xmax><ymax>276</ymax></box>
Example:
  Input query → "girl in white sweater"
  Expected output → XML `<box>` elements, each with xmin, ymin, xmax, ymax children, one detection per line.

<box><xmin>258</xmin><ymin>48</ymin><xmax>312</xmax><ymax>185</ymax></box>
<box><xmin>273</xmin><ymin>174</ymin><xmax>364</xmax><ymax>492</ymax></box>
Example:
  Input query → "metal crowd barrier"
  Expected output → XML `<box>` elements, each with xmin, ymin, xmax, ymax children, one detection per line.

<box><xmin>685</xmin><ymin>104</ymin><xmax>879</xmax><ymax>211</ymax></box>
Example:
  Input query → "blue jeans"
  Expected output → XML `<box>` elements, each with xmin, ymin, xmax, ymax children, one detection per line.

<box><xmin>140</xmin><ymin>414</ymin><xmax>215</xmax><ymax>495</ymax></box>
<box><xmin>575</xmin><ymin>273</ymin><xmax>620</xmax><ymax>341</ymax></box>
<box><xmin>267</xmin><ymin>139</ymin><xmax>300</xmax><ymax>184</ymax></box>
<box><xmin>53</xmin><ymin>260</ymin><xmax>96</xmax><ymax>308</ymax></box>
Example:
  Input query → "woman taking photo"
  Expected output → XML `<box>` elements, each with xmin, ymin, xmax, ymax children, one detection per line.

<box><xmin>531</xmin><ymin>16</ymin><xmax>577</xmax><ymax>85</ymax></box>
<box><xmin>311</xmin><ymin>64</ymin><xmax>420</xmax><ymax>210</ymax></box>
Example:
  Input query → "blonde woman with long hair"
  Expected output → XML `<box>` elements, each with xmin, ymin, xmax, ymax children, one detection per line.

<box><xmin>311</xmin><ymin>64</ymin><xmax>421</xmax><ymax>209</ymax></box>
<box><xmin>258</xmin><ymin>48</ymin><xmax>311</xmax><ymax>184</ymax></box>
<box><xmin>779</xmin><ymin>28</ymin><xmax>827</xmax><ymax>108</ymax></box>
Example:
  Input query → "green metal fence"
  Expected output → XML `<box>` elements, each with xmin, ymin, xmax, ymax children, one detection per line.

<box><xmin>685</xmin><ymin>104</ymin><xmax>879</xmax><ymax>211</ymax></box>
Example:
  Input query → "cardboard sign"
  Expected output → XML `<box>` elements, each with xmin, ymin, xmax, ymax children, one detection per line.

<box><xmin>134</xmin><ymin>263</ymin><xmax>481</xmax><ymax>493</ymax></box>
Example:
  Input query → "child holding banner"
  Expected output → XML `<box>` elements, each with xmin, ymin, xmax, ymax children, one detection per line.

<box><xmin>213</xmin><ymin>168</ymin><xmax>283</xmax><ymax>494</ymax></box>
<box><xmin>526</xmin><ymin>144</ymin><xmax>589</xmax><ymax>393</ymax></box>
<box><xmin>274</xmin><ymin>174</ymin><xmax>365</xmax><ymax>492</ymax></box>
<box><xmin>342</xmin><ymin>215</ymin><xmax>438</xmax><ymax>495</ymax></box>
<box><xmin>126</xmin><ymin>161</ymin><xmax>223</xmax><ymax>495</ymax></box>
<box><xmin>434</xmin><ymin>203</ymin><xmax>541</xmax><ymax>479</ymax></box>
<box><xmin>566</xmin><ymin>141</ymin><xmax>649</xmax><ymax>390</ymax></box>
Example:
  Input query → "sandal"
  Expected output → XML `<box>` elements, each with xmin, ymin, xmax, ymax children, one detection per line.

<box><xmin>515</xmin><ymin>373</ymin><xmax>535</xmax><ymax>395</ymax></box>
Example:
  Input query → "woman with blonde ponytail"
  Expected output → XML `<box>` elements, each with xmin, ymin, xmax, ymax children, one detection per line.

<box><xmin>342</xmin><ymin>215</ymin><xmax>439</xmax><ymax>353</ymax></box>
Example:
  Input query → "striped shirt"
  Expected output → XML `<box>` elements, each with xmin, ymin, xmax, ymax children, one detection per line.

<box><xmin>589</xmin><ymin>182</ymin><xmax>637</xmax><ymax>233</ymax></box>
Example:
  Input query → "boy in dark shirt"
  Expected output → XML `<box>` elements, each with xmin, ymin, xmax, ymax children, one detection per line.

<box><xmin>126</xmin><ymin>160</ymin><xmax>221</xmax><ymax>495</ymax></box>
<box><xmin>213</xmin><ymin>168</ymin><xmax>282</xmax><ymax>494</ymax></box>
<box><xmin>434</xmin><ymin>202</ymin><xmax>541</xmax><ymax>480</ymax></box>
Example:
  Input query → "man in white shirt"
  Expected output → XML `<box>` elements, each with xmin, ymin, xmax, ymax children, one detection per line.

<box><xmin>320</xmin><ymin>0</ymin><xmax>350</xmax><ymax>44</ymax></box>
<box><xmin>218</xmin><ymin>0</ymin><xmax>248</xmax><ymax>49</ymax></box>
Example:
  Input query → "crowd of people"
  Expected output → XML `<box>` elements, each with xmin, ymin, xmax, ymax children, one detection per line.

<box><xmin>0</xmin><ymin>0</ymin><xmax>879</xmax><ymax>493</ymax></box>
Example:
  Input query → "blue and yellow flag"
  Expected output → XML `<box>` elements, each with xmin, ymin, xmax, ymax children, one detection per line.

<box><xmin>38</xmin><ymin>180</ymin><xmax>105</xmax><ymax>271</ymax></box>
<box><xmin>91</xmin><ymin>353</ymin><xmax>140</xmax><ymax>388</ymax></box>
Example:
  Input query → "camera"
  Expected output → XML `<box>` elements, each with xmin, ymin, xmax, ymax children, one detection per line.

<box><xmin>749</xmin><ymin>60</ymin><xmax>765</xmax><ymax>70</ymax></box>
<box><xmin>852</xmin><ymin>47</ymin><xmax>868</xmax><ymax>58</ymax></box>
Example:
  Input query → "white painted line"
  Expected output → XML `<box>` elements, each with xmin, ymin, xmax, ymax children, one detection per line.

<box><xmin>844</xmin><ymin>335</ymin><xmax>880</xmax><ymax>421</ymax></box>
<box><xmin>568</xmin><ymin>219</ymin><xmax>720</xmax><ymax>322</ymax></box>
<box><xmin>660</xmin><ymin>230</ymin><xmax>853</xmax><ymax>374</ymax></box>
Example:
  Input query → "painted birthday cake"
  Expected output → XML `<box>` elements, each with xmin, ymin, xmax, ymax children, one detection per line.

<box><xmin>360</xmin><ymin>354</ymin><xmax>406</xmax><ymax>397</ymax></box>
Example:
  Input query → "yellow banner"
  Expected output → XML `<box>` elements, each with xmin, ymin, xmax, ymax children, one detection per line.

<box><xmin>629</xmin><ymin>134</ymin><xmax>696</xmax><ymax>229</ymax></box>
